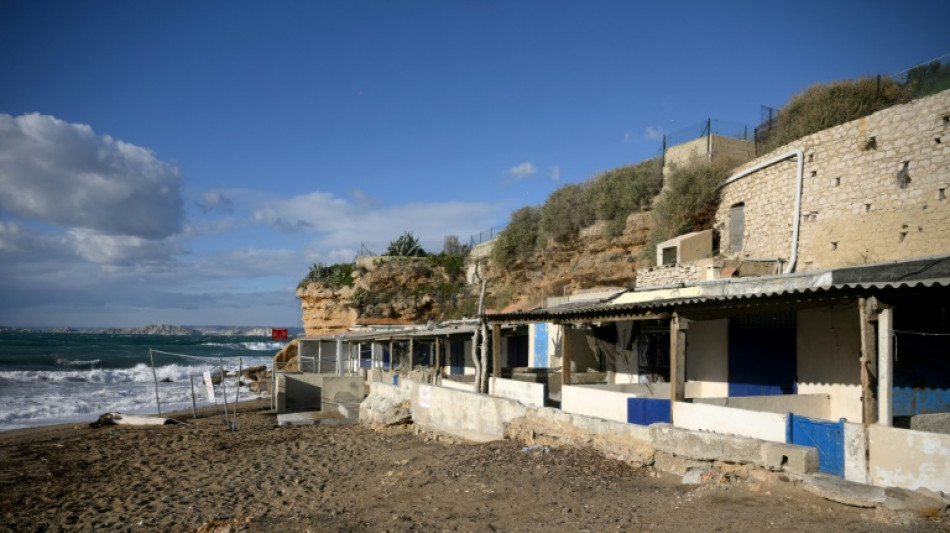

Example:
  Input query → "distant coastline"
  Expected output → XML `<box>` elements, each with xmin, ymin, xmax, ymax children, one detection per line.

<box><xmin>0</xmin><ymin>324</ymin><xmax>304</xmax><ymax>337</ymax></box>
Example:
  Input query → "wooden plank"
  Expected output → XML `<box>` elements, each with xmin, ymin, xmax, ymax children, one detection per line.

<box><xmin>492</xmin><ymin>324</ymin><xmax>502</xmax><ymax>379</ymax></box>
<box><xmin>670</xmin><ymin>314</ymin><xmax>688</xmax><ymax>422</ymax></box>
<box><xmin>562</xmin><ymin>325</ymin><xmax>572</xmax><ymax>387</ymax></box>
<box><xmin>858</xmin><ymin>297</ymin><xmax>879</xmax><ymax>425</ymax></box>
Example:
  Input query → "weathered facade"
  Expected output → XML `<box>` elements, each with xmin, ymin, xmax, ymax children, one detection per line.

<box><xmin>717</xmin><ymin>90</ymin><xmax>950</xmax><ymax>271</ymax></box>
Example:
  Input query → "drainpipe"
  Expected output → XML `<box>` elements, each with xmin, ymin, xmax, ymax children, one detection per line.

<box><xmin>719</xmin><ymin>149</ymin><xmax>805</xmax><ymax>274</ymax></box>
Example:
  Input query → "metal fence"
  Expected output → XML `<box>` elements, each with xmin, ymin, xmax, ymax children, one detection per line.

<box><xmin>753</xmin><ymin>53</ymin><xmax>950</xmax><ymax>156</ymax></box>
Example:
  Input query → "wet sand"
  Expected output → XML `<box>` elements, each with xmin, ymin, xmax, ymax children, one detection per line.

<box><xmin>0</xmin><ymin>400</ymin><xmax>945</xmax><ymax>532</ymax></box>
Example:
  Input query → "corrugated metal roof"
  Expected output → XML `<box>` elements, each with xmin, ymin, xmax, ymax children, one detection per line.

<box><xmin>485</xmin><ymin>254</ymin><xmax>950</xmax><ymax>323</ymax></box>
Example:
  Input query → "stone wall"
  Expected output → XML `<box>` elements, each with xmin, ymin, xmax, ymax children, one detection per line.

<box><xmin>664</xmin><ymin>134</ymin><xmax>755</xmax><ymax>177</ymax></box>
<box><xmin>716</xmin><ymin>90</ymin><xmax>950</xmax><ymax>271</ymax></box>
<box><xmin>635</xmin><ymin>263</ymin><xmax>705</xmax><ymax>287</ymax></box>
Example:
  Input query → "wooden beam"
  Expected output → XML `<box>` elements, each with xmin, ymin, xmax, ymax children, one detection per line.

<box><xmin>858</xmin><ymin>297</ymin><xmax>879</xmax><ymax>425</ymax></box>
<box><xmin>670</xmin><ymin>314</ymin><xmax>688</xmax><ymax>422</ymax></box>
<box><xmin>492</xmin><ymin>324</ymin><xmax>502</xmax><ymax>379</ymax></box>
<box><xmin>561</xmin><ymin>325</ymin><xmax>572</xmax><ymax>387</ymax></box>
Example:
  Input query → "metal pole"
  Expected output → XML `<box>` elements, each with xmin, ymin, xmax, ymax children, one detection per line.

<box><xmin>149</xmin><ymin>349</ymin><xmax>163</xmax><ymax>417</ymax></box>
<box><xmin>233</xmin><ymin>358</ymin><xmax>242</xmax><ymax>430</ymax></box>
<box><xmin>189</xmin><ymin>375</ymin><xmax>198</xmax><ymax>419</ymax></box>
<box><xmin>221</xmin><ymin>377</ymin><xmax>231</xmax><ymax>429</ymax></box>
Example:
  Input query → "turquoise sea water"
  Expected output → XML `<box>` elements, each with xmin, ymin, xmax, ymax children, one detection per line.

<box><xmin>0</xmin><ymin>332</ymin><xmax>281</xmax><ymax>431</ymax></box>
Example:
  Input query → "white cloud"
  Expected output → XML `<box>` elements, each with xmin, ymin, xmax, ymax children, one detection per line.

<box><xmin>644</xmin><ymin>126</ymin><xmax>665</xmax><ymax>141</ymax></box>
<box><xmin>504</xmin><ymin>161</ymin><xmax>538</xmax><ymax>180</ymax></box>
<box><xmin>549</xmin><ymin>165</ymin><xmax>561</xmax><ymax>182</ymax></box>
<box><xmin>197</xmin><ymin>190</ymin><xmax>233</xmax><ymax>214</ymax></box>
<box><xmin>66</xmin><ymin>228</ymin><xmax>183</xmax><ymax>267</ymax></box>
<box><xmin>0</xmin><ymin>113</ymin><xmax>184</xmax><ymax>239</ymax></box>
<box><xmin>253</xmin><ymin>191</ymin><xmax>500</xmax><ymax>255</ymax></box>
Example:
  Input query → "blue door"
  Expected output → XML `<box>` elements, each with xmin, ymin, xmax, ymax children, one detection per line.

<box><xmin>533</xmin><ymin>323</ymin><xmax>549</xmax><ymax>368</ymax></box>
<box><xmin>450</xmin><ymin>340</ymin><xmax>465</xmax><ymax>375</ymax></box>
<box><xmin>787</xmin><ymin>415</ymin><xmax>845</xmax><ymax>477</ymax></box>
<box><xmin>728</xmin><ymin>312</ymin><xmax>797</xmax><ymax>396</ymax></box>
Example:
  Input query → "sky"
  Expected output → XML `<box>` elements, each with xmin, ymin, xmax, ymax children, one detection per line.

<box><xmin>0</xmin><ymin>1</ymin><xmax>947</xmax><ymax>328</ymax></box>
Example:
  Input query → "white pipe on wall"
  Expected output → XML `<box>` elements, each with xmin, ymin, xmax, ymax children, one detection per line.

<box><xmin>719</xmin><ymin>149</ymin><xmax>805</xmax><ymax>274</ymax></box>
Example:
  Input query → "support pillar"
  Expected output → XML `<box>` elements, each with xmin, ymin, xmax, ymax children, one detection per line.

<box><xmin>434</xmin><ymin>338</ymin><xmax>441</xmax><ymax>382</ymax></box>
<box><xmin>408</xmin><ymin>338</ymin><xmax>414</xmax><ymax>371</ymax></box>
<box><xmin>317</xmin><ymin>340</ymin><xmax>323</xmax><ymax>374</ymax></box>
<box><xmin>561</xmin><ymin>325</ymin><xmax>572</xmax><ymax>387</ymax></box>
<box><xmin>492</xmin><ymin>324</ymin><xmax>502</xmax><ymax>379</ymax></box>
<box><xmin>670</xmin><ymin>314</ymin><xmax>688</xmax><ymax>423</ymax></box>
<box><xmin>335</xmin><ymin>336</ymin><xmax>343</xmax><ymax>376</ymax></box>
<box><xmin>859</xmin><ymin>297</ymin><xmax>879</xmax><ymax>425</ymax></box>
<box><xmin>877</xmin><ymin>306</ymin><xmax>894</xmax><ymax>426</ymax></box>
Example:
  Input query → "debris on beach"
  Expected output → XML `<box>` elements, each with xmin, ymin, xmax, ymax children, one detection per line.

<box><xmin>89</xmin><ymin>412</ymin><xmax>185</xmax><ymax>428</ymax></box>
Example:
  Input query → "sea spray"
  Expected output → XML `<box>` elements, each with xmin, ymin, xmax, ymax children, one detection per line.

<box><xmin>0</xmin><ymin>332</ymin><xmax>277</xmax><ymax>431</ymax></box>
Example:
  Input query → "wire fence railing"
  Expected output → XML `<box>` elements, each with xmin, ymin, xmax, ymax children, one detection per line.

<box><xmin>753</xmin><ymin>53</ymin><xmax>950</xmax><ymax>156</ymax></box>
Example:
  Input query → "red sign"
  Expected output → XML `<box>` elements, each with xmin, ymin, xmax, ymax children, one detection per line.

<box><xmin>271</xmin><ymin>328</ymin><xmax>288</xmax><ymax>340</ymax></box>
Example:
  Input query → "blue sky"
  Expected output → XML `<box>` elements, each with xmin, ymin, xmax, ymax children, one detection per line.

<box><xmin>1</xmin><ymin>1</ymin><xmax>947</xmax><ymax>328</ymax></box>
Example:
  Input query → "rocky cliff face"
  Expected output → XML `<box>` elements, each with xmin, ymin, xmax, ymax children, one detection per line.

<box><xmin>479</xmin><ymin>211</ymin><xmax>653</xmax><ymax>311</ymax></box>
<box><xmin>297</xmin><ymin>256</ymin><xmax>459</xmax><ymax>337</ymax></box>
<box><xmin>297</xmin><ymin>212</ymin><xmax>653</xmax><ymax>334</ymax></box>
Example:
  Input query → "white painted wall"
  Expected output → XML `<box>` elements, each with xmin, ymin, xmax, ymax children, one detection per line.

<box><xmin>672</xmin><ymin>401</ymin><xmax>788</xmax><ymax>443</ymax></box>
<box><xmin>797</xmin><ymin>304</ymin><xmax>863</xmax><ymax>422</ymax></box>
<box><xmin>685</xmin><ymin>319</ymin><xmax>729</xmax><ymax>398</ymax></box>
<box><xmin>562</xmin><ymin>385</ymin><xmax>630</xmax><ymax>422</ymax></box>
<box><xmin>693</xmin><ymin>394</ymin><xmax>830</xmax><ymax>419</ymax></box>
<box><xmin>561</xmin><ymin>383</ymin><xmax>666</xmax><ymax>423</ymax></box>
<box><xmin>868</xmin><ymin>425</ymin><xmax>950</xmax><ymax>493</ymax></box>
<box><xmin>489</xmin><ymin>377</ymin><xmax>546</xmax><ymax>408</ymax></box>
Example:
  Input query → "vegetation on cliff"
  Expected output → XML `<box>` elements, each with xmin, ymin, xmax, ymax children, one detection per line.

<box><xmin>758</xmin><ymin>59</ymin><xmax>950</xmax><ymax>153</ymax></box>
<box><xmin>492</xmin><ymin>158</ymin><xmax>663</xmax><ymax>269</ymax></box>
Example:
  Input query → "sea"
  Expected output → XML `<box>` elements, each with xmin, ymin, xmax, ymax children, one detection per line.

<box><xmin>0</xmin><ymin>332</ymin><xmax>284</xmax><ymax>431</ymax></box>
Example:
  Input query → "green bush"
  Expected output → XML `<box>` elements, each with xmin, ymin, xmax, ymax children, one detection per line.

<box><xmin>491</xmin><ymin>206</ymin><xmax>541</xmax><ymax>268</ymax></box>
<box><xmin>760</xmin><ymin>77</ymin><xmax>911</xmax><ymax>153</ymax></box>
<box><xmin>644</xmin><ymin>162</ymin><xmax>727</xmax><ymax>261</ymax></box>
<box><xmin>588</xmin><ymin>158</ymin><xmax>663</xmax><ymax>237</ymax></box>
<box><xmin>539</xmin><ymin>183</ymin><xmax>594</xmax><ymax>242</ymax></box>
<box><xmin>298</xmin><ymin>262</ymin><xmax>355</xmax><ymax>290</ymax></box>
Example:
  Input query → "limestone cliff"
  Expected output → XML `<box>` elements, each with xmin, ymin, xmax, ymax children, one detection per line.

<box><xmin>479</xmin><ymin>211</ymin><xmax>653</xmax><ymax>311</ymax></box>
<box><xmin>297</xmin><ymin>211</ymin><xmax>653</xmax><ymax>334</ymax></box>
<box><xmin>297</xmin><ymin>256</ymin><xmax>461</xmax><ymax>336</ymax></box>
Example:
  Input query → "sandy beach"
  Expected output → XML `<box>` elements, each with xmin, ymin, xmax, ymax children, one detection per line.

<box><xmin>0</xmin><ymin>401</ymin><xmax>945</xmax><ymax>532</ymax></box>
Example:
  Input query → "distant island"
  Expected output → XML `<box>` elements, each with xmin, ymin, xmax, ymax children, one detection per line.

<box><xmin>0</xmin><ymin>324</ymin><xmax>304</xmax><ymax>336</ymax></box>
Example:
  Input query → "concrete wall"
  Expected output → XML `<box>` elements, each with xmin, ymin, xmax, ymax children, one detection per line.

<box><xmin>410</xmin><ymin>383</ymin><xmax>527</xmax><ymax>442</ymax></box>
<box><xmin>440</xmin><ymin>378</ymin><xmax>475</xmax><ymax>392</ymax></box>
<box><xmin>717</xmin><ymin>90</ymin><xmax>950</xmax><ymax>270</ymax></box>
<box><xmin>797</xmin><ymin>304</ymin><xmax>863</xmax><ymax>422</ymax></box>
<box><xmin>655</xmin><ymin>230</ymin><xmax>713</xmax><ymax>266</ymax></box>
<box><xmin>868</xmin><ymin>424</ymin><xmax>950</xmax><ymax>493</ymax></box>
<box><xmin>672</xmin><ymin>401</ymin><xmax>789</xmax><ymax>442</ymax></box>
<box><xmin>693</xmin><ymin>394</ymin><xmax>830</xmax><ymax>419</ymax></box>
<box><xmin>276</xmin><ymin>373</ymin><xmax>365</xmax><ymax>413</ymax></box>
<box><xmin>685</xmin><ymin>319</ymin><xmax>729</xmax><ymax>398</ymax></box>
<box><xmin>489</xmin><ymin>377</ymin><xmax>546</xmax><ymax>408</ymax></box>
<box><xmin>562</xmin><ymin>383</ymin><xmax>668</xmax><ymax>423</ymax></box>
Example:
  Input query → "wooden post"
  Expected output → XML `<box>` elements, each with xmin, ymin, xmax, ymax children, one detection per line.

<box><xmin>317</xmin><ymin>340</ymin><xmax>323</xmax><ymax>374</ymax></box>
<box><xmin>408</xmin><ymin>338</ymin><xmax>414</xmax><ymax>371</ymax></box>
<box><xmin>189</xmin><ymin>375</ymin><xmax>198</xmax><ymax>419</ymax></box>
<box><xmin>561</xmin><ymin>325</ymin><xmax>572</xmax><ymax>387</ymax></box>
<box><xmin>434</xmin><ymin>338</ymin><xmax>441</xmax><ymax>381</ymax></box>
<box><xmin>389</xmin><ymin>340</ymin><xmax>394</xmax><ymax>371</ymax></box>
<box><xmin>878</xmin><ymin>306</ymin><xmax>894</xmax><ymax>427</ymax></box>
<box><xmin>492</xmin><ymin>324</ymin><xmax>502</xmax><ymax>379</ymax></box>
<box><xmin>859</xmin><ymin>297</ymin><xmax>879</xmax><ymax>425</ymax></box>
<box><xmin>670</xmin><ymin>314</ymin><xmax>688</xmax><ymax>423</ymax></box>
